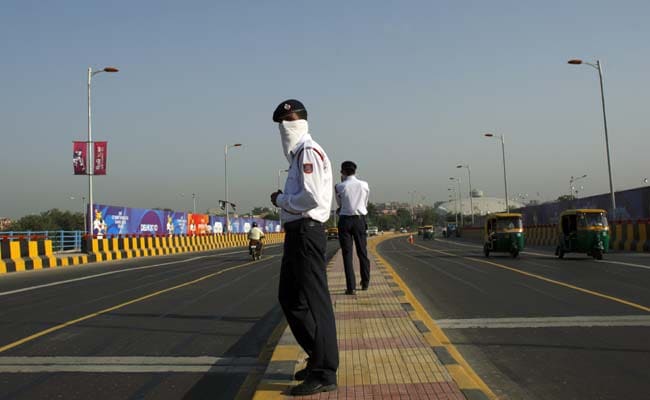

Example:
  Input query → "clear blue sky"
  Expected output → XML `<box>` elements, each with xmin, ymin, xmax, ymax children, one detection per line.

<box><xmin>1</xmin><ymin>0</ymin><xmax>648</xmax><ymax>218</ymax></box>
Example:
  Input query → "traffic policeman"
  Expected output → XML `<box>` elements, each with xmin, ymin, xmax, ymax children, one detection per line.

<box><xmin>270</xmin><ymin>99</ymin><xmax>338</xmax><ymax>396</ymax></box>
<box><xmin>335</xmin><ymin>161</ymin><xmax>371</xmax><ymax>294</ymax></box>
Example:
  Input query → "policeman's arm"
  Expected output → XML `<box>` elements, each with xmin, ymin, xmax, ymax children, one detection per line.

<box><xmin>334</xmin><ymin>183</ymin><xmax>342</xmax><ymax>207</ymax></box>
<box><xmin>276</xmin><ymin>149</ymin><xmax>322</xmax><ymax>213</ymax></box>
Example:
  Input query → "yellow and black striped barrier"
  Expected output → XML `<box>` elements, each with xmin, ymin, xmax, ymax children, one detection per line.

<box><xmin>460</xmin><ymin>220</ymin><xmax>650</xmax><ymax>251</ymax></box>
<box><xmin>0</xmin><ymin>233</ymin><xmax>285</xmax><ymax>275</ymax></box>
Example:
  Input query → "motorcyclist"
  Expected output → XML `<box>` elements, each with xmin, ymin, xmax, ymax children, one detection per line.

<box><xmin>248</xmin><ymin>222</ymin><xmax>265</xmax><ymax>257</ymax></box>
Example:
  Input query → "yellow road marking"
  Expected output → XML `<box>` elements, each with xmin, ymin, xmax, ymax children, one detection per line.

<box><xmin>0</xmin><ymin>256</ymin><xmax>276</xmax><ymax>354</ymax></box>
<box><xmin>235</xmin><ymin>319</ymin><xmax>287</xmax><ymax>400</ymax></box>
<box><xmin>371</xmin><ymin>237</ymin><xmax>498</xmax><ymax>399</ymax></box>
<box><xmin>414</xmin><ymin>243</ymin><xmax>650</xmax><ymax>313</ymax></box>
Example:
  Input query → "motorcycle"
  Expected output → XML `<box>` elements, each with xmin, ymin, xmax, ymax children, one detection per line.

<box><xmin>249</xmin><ymin>240</ymin><xmax>262</xmax><ymax>260</ymax></box>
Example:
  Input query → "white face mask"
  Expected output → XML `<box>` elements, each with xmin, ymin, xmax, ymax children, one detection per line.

<box><xmin>278</xmin><ymin>119</ymin><xmax>308</xmax><ymax>162</ymax></box>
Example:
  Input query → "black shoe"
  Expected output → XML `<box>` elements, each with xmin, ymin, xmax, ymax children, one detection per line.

<box><xmin>345</xmin><ymin>289</ymin><xmax>356</xmax><ymax>295</ymax></box>
<box><xmin>290</xmin><ymin>379</ymin><xmax>337</xmax><ymax>396</ymax></box>
<box><xmin>294</xmin><ymin>366</ymin><xmax>311</xmax><ymax>381</ymax></box>
<box><xmin>360</xmin><ymin>282</ymin><xmax>369</xmax><ymax>290</ymax></box>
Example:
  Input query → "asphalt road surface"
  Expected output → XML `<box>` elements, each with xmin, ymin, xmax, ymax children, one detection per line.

<box><xmin>377</xmin><ymin>236</ymin><xmax>650</xmax><ymax>400</ymax></box>
<box><xmin>0</xmin><ymin>242</ymin><xmax>339</xmax><ymax>400</ymax></box>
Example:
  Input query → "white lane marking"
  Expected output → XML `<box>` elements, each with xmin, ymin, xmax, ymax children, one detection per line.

<box><xmin>0</xmin><ymin>356</ymin><xmax>263</xmax><ymax>373</ymax></box>
<box><xmin>436</xmin><ymin>239</ymin><xmax>650</xmax><ymax>268</ymax></box>
<box><xmin>436</xmin><ymin>315</ymin><xmax>650</xmax><ymax>329</ymax></box>
<box><xmin>0</xmin><ymin>246</ymin><xmax>279</xmax><ymax>298</ymax></box>
<box><xmin>595</xmin><ymin>259</ymin><xmax>650</xmax><ymax>271</ymax></box>
<box><xmin>434</xmin><ymin>239</ymin><xmax>552</xmax><ymax>257</ymax></box>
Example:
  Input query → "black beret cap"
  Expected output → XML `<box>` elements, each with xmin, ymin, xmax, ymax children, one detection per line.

<box><xmin>273</xmin><ymin>99</ymin><xmax>306</xmax><ymax>122</ymax></box>
<box><xmin>341</xmin><ymin>161</ymin><xmax>357</xmax><ymax>173</ymax></box>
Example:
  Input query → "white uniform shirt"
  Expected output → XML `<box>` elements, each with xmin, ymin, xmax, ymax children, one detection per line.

<box><xmin>276</xmin><ymin>133</ymin><xmax>333</xmax><ymax>224</ymax></box>
<box><xmin>335</xmin><ymin>175</ymin><xmax>370</xmax><ymax>216</ymax></box>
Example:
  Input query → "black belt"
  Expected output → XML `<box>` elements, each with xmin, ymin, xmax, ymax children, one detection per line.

<box><xmin>284</xmin><ymin>218</ymin><xmax>324</xmax><ymax>230</ymax></box>
<box><xmin>339</xmin><ymin>214</ymin><xmax>366</xmax><ymax>218</ymax></box>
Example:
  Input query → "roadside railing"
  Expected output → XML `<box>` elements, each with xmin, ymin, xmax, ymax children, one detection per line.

<box><xmin>0</xmin><ymin>231</ymin><xmax>84</xmax><ymax>253</ymax></box>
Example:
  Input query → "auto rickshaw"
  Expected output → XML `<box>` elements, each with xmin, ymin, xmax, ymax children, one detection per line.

<box><xmin>555</xmin><ymin>209</ymin><xmax>609</xmax><ymax>260</ymax></box>
<box><xmin>483</xmin><ymin>213</ymin><xmax>525</xmax><ymax>258</ymax></box>
<box><xmin>422</xmin><ymin>225</ymin><xmax>434</xmax><ymax>240</ymax></box>
<box><xmin>326</xmin><ymin>227</ymin><xmax>339</xmax><ymax>241</ymax></box>
<box><xmin>417</xmin><ymin>226</ymin><xmax>424</xmax><ymax>236</ymax></box>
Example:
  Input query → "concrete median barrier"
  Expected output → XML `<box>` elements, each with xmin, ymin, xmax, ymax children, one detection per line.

<box><xmin>0</xmin><ymin>233</ymin><xmax>285</xmax><ymax>275</ymax></box>
<box><xmin>460</xmin><ymin>220</ymin><xmax>650</xmax><ymax>252</ymax></box>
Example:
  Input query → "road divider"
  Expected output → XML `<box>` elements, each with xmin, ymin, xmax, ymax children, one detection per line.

<box><xmin>0</xmin><ymin>233</ymin><xmax>285</xmax><ymax>275</ymax></box>
<box><xmin>460</xmin><ymin>219</ymin><xmax>650</xmax><ymax>251</ymax></box>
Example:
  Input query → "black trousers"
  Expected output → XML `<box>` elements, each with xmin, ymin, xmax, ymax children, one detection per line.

<box><xmin>337</xmin><ymin>215</ymin><xmax>371</xmax><ymax>291</ymax></box>
<box><xmin>278</xmin><ymin>218</ymin><xmax>339</xmax><ymax>384</ymax></box>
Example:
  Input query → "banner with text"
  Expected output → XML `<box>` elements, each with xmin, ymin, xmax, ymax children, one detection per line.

<box><xmin>73</xmin><ymin>141</ymin><xmax>87</xmax><ymax>175</ymax></box>
<box><xmin>93</xmin><ymin>141</ymin><xmax>107</xmax><ymax>175</ymax></box>
<box><xmin>91</xmin><ymin>204</ymin><xmax>280</xmax><ymax>237</ymax></box>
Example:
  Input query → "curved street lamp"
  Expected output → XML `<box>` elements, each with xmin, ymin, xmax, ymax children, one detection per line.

<box><xmin>457</xmin><ymin>164</ymin><xmax>474</xmax><ymax>224</ymax></box>
<box><xmin>449</xmin><ymin>177</ymin><xmax>463</xmax><ymax>227</ymax></box>
<box><xmin>484</xmin><ymin>133</ymin><xmax>509</xmax><ymax>213</ymax></box>
<box><xmin>568</xmin><ymin>58</ymin><xmax>616</xmax><ymax>217</ymax></box>
<box><xmin>87</xmin><ymin>66</ymin><xmax>119</xmax><ymax>236</ymax></box>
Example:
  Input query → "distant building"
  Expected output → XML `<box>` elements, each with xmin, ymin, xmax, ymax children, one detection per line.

<box><xmin>438</xmin><ymin>190</ymin><xmax>525</xmax><ymax>216</ymax></box>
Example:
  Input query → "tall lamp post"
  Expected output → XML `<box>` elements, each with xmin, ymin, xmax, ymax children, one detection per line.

<box><xmin>568</xmin><ymin>59</ymin><xmax>616</xmax><ymax>217</ymax></box>
<box><xmin>224</xmin><ymin>143</ymin><xmax>242</xmax><ymax>232</ymax></box>
<box><xmin>569</xmin><ymin>174</ymin><xmax>587</xmax><ymax>197</ymax></box>
<box><xmin>87</xmin><ymin>66</ymin><xmax>118</xmax><ymax>236</ymax></box>
<box><xmin>456</xmin><ymin>164</ymin><xmax>474</xmax><ymax>225</ymax></box>
<box><xmin>484</xmin><ymin>133</ymin><xmax>510</xmax><ymax>213</ymax></box>
<box><xmin>449</xmin><ymin>177</ymin><xmax>463</xmax><ymax>227</ymax></box>
<box><xmin>408</xmin><ymin>190</ymin><xmax>417</xmax><ymax>223</ymax></box>
<box><xmin>447</xmin><ymin>188</ymin><xmax>458</xmax><ymax>227</ymax></box>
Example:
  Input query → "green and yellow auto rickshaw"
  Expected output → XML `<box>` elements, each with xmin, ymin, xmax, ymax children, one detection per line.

<box><xmin>555</xmin><ymin>209</ymin><xmax>609</xmax><ymax>260</ymax></box>
<box><xmin>422</xmin><ymin>225</ymin><xmax>434</xmax><ymax>240</ymax></box>
<box><xmin>483</xmin><ymin>213</ymin><xmax>525</xmax><ymax>258</ymax></box>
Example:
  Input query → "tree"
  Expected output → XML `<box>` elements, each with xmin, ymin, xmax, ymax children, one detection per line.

<box><xmin>556</xmin><ymin>195</ymin><xmax>576</xmax><ymax>202</ymax></box>
<box><xmin>5</xmin><ymin>209</ymin><xmax>84</xmax><ymax>231</ymax></box>
<box><xmin>264</xmin><ymin>211</ymin><xmax>280</xmax><ymax>221</ymax></box>
<box><xmin>252</xmin><ymin>207</ymin><xmax>273</xmax><ymax>215</ymax></box>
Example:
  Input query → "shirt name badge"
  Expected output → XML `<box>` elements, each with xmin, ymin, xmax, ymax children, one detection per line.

<box><xmin>303</xmin><ymin>163</ymin><xmax>313</xmax><ymax>174</ymax></box>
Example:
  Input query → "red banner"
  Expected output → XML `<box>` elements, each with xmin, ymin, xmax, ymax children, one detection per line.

<box><xmin>93</xmin><ymin>141</ymin><xmax>107</xmax><ymax>175</ymax></box>
<box><xmin>73</xmin><ymin>141</ymin><xmax>87</xmax><ymax>175</ymax></box>
<box><xmin>187</xmin><ymin>213</ymin><xmax>210</xmax><ymax>235</ymax></box>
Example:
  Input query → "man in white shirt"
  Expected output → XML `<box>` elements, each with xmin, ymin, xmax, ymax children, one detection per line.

<box><xmin>270</xmin><ymin>99</ymin><xmax>338</xmax><ymax>396</ymax></box>
<box><xmin>335</xmin><ymin>161</ymin><xmax>371</xmax><ymax>294</ymax></box>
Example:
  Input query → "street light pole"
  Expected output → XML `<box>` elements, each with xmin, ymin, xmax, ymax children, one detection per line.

<box><xmin>87</xmin><ymin>66</ymin><xmax>118</xmax><ymax>236</ymax></box>
<box><xmin>484</xmin><ymin>133</ymin><xmax>509</xmax><ymax>213</ymax></box>
<box><xmin>457</xmin><ymin>164</ymin><xmax>474</xmax><ymax>225</ymax></box>
<box><xmin>450</xmin><ymin>177</ymin><xmax>463</xmax><ymax>227</ymax></box>
<box><xmin>224</xmin><ymin>143</ymin><xmax>242</xmax><ymax>233</ymax></box>
<box><xmin>408</xmin><ymin>190</ymin><xmax>417</xmax><ymax>223</ymax></box>
<box><xmin>448</xmin><ymin>188</ymin><xmax>458</xmax><ymax>227</ymax></box>
<box><xmin>568</xmin><ymin>58</ymin><xmax>616</xmax><ymax>217</ymax></box>
<box><xmin>192</xmin><ymin>193</ymin><xmax>197</xmax><ymax>214</ymax></box>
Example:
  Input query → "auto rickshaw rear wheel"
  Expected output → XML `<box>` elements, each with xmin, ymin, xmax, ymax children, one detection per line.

<box><xmin>593</xmin><ymin>249</ymin><xmax>603</xmax><ymax>260</ymax></box>
<box><xmin>483</xmin><ymin>244</ymin><xmax>490</xmax><ymax>258</ymax></box>
<box><xmin>556</xmin><ymin>246</ymin><xmax>565</xmax><ymax>259</ymax></box>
